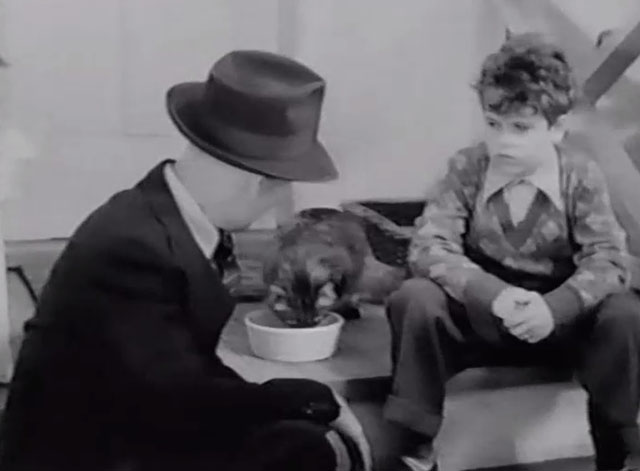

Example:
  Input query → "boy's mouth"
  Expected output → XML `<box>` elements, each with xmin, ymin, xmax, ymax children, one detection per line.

<box><xmin>494</xmin><ymin>152</ymin><xmax>518</xmax><ymax>159</ymax></box>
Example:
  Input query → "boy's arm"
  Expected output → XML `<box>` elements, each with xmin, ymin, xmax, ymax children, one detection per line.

<box><xmin>543</xmin><ymin>159</ymin><xmax>630</xmax><ymax>326</ymax></box>
<box><xmin>409</xmin><ymin>151</ymin><xmax>511</xmax><ymax>314</ymax></box>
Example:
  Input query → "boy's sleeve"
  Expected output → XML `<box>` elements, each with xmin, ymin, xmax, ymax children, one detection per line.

<box><xmin>544</xmin><ymin>159</ymin><xmax>631</xmax><ymax>326</ymax></box>
<box><xmin>408</xmin><ymin>151</ymin><xmax>510</xmax><ymax>313</ymax></box>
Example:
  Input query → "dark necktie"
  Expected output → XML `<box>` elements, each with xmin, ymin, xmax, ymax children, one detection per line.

<box><xmin>211</xmin><ymin>229</ymin><xmax>241</xmax><ymax>291</ymax></box>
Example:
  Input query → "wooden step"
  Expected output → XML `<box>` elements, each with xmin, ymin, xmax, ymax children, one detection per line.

<box><xmin>0</xmin><ymin>242</ymin><xmax>615</xmax><ymax>470</ymax></box>
<box><xmin>220</xmin><ymin>303</ymin><xmax>602</xmax><ymax>471</ymax></box>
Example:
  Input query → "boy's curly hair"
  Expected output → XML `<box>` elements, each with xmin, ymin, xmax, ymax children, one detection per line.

<box><xmin>474</xmin><ymin>32</ymin><xmax>578</xmax><ymax>124</ymax></box>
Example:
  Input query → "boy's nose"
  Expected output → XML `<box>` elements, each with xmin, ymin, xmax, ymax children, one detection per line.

<box><xmin>495</xmin><ymin>132</ymin><xmax>521</xmax><ymax>148</ymax></box>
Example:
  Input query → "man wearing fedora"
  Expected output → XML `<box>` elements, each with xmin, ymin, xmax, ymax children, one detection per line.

<box><xmin>0</xmin><ymin>50</ymin><xmax>371</xmax><ymax>471</ymax></box>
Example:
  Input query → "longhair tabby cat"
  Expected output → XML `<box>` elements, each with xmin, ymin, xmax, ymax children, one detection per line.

<box><xmin>263</xmin><ymin>208</ymin><xmax>370</xmax><ymax>327</ymax></box>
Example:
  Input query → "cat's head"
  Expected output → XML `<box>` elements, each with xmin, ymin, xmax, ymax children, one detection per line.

<box><xmin>265</xmin><ymin>257</ymin><xmax>341</xmax><ymax>326</ymax></box>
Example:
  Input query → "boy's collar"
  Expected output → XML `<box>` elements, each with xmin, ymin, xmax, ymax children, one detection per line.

<box><xmin>481</xmin><ymin>148</ymin><xmax>562</xmax><ymax>209</ymax></box>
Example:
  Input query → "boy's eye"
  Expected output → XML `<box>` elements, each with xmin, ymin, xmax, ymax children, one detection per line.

<box><xmin>486</xmin><ymin>120</ymin><xmax>499</xmax><ymax>129</ymax></box>
<box><xmin>513</xmin><ymin>123</ymin><xmax>531</xmax><ymax>132</ymax></box>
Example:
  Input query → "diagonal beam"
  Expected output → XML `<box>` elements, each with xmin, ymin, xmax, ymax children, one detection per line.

<box><xmin>492</xmin><ymin>0</ymin><xmax>640</xmax><ymax>96</ymax></box>
<box><xmin>492</xmin><ymin>0</ymin><xmax>640</xmax><ymax>268</ymax></box>
<box><xmin>582</xmin><ymin>19</ymin><xmax>640</xmax><ymax>105</ymax></box>
<box><xmin>564</xmin><ymin>109</ymin><xmax>640</xmax><ymax>258</ymax></box>
<box><xmin>491</xmin><ymin>0</ymin><xmax>604</xmax><ymax>82</ymax></box>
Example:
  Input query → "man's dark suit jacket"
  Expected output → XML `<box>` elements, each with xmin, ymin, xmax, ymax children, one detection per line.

<box><xmin>0</xmin><ymin>161</ymin><xmax>338</xmax><ymax>470</ymax></box>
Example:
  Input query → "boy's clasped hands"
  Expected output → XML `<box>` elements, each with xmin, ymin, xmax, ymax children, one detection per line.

<box><xmin>492</xmin><ymin>286</ymin><xmax>555</xmax><ymax>343</ymax></box>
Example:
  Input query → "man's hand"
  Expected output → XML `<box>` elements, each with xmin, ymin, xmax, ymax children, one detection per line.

<box><xmin>502</xmin><ymin>292</ymin><xmax>555</xmax><ymax>343</ymax></box>
<box><xmin>330</xmin><ymin>390</ymin><xmax>372</xmax><ymax>471</ymax></box>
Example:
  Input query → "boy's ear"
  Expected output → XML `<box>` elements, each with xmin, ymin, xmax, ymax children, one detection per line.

<box><xmin>551</xmin><ymin>114</ymin><xmax>569</xmax><ymax>143</ymax></box>
<box><xmin>505</xmin><ymin>28</ymin><xmax>512</xmax><ymax>41</ymax></box>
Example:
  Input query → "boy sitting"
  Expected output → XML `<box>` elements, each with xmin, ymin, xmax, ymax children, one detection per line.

<box><xmin>385</xmin><ymin>33</ymin><xmax>640</xmax><ymax>471</ymax></box>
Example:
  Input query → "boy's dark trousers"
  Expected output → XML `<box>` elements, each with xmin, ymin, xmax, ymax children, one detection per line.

<box><xmin>384</xmin><ymin>278</ymin><xmax>640</xmax><ymax>471</ymax></box>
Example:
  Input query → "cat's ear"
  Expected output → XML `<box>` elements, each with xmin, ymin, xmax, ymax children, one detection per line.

<box><xmin>267</xmin><ymin>285</ymin><xmax>289</xmax><ymax>312</ymax></box>
<box><xmin>316</xmin><ymin>282</ymin><xmax>337</xmax><ymax>309</ymax></box>
<box><xmin>277</xmin><ymin>262</ymin><xmax>293</xmax><ymax>279</ymax></box>
<box><xmin>269</xmin><ymin>285</ymin><xmax>286</xmax><ymax>296</ymax></box>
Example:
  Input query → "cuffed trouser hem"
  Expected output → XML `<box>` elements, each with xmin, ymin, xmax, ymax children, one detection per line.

<box><xmin>384</xmin><ymin>394</ymin><xmax>443</xmax><ymax>437</ymax></box>
<box><xmin>325</xmin><ymin>429</ymin><xmax>354</xmax><ymax>471</ymax></box>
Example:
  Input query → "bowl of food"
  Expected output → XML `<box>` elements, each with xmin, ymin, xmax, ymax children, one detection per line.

<box><xmin>244</xmin><ymin>308</ymin><xmax>344</xmax><ymax>362</ymax></box>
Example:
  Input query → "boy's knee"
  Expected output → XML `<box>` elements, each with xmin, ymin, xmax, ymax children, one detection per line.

<box><xmin>387</xmin><ymin>278</ymin><xmax>448</xmax><ymax>325</ymax></box>
<box><xmin>390</xmin><ymin>278</ymin><xmax>446</xmax><ymax>305</ymax></box>
<box><xmin>596</xmin><ymin>291</ymin><xmax>640</xmax><ymax>334</ymax></box>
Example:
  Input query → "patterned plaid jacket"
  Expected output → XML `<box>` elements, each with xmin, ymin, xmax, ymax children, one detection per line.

<box><xmin>409</xmin><ymin>142</ymin><xmax>630</xmax><ymax>326</ymax></box>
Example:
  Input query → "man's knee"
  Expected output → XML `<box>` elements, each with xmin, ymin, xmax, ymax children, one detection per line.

<box><xmin>253</xmin><ymin>419</ymin><xmax>327</xmax><ymax>442</ymax></box>
<box><xmin>250</xmin><ymin>420</ymin><xmax>356</xmax><ymax>471</ymax></box>
<box><xmin>596</xmin><ymin>291</ymin><xmax>640</xmax><ymax>335</ymax></box>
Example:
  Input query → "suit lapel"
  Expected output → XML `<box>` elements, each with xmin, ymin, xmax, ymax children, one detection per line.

<box><xmin>136</xmin><ymin>161</ymin><xmax>236</xmax><ymax>350</ymax></box>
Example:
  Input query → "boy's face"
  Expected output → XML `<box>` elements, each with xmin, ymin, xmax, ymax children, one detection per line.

<box><xmin>482</xmin><ymin>107</ymin><xmax>564</xmax><ymax>173</ymax></box>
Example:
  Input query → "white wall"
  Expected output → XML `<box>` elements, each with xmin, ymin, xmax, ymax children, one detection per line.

<box><xmin>1</xmin><ymin>0</ymin><xmax>179</xmax><ymax>239</ymax></box>
<box><xmin>2</xmin><ymin>0</ymin><xmax>638</xmax><ymax>240</ymax></box>
<box><xmin>0</xmin><ymin>0</ymin><xmax>499</xmax><ymax>240</ymax></box>
<box><xmin>1</xmin><ymin>0</ymin><xmax>281</xmax><ymax>240</ymax></box>
<box><xmin>291</xmin><ymin>0</ymin><xmax>502</xmax><ymax>209</ymax></box>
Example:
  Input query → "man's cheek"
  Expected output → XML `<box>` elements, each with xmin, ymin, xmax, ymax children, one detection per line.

<box><xmin>259</xmin><ymin>188</ymin><xmax>287</xmax><ymax>213</ymax></box>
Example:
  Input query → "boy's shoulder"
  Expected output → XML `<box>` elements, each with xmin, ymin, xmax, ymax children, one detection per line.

<box><xmin>557</xmin><ymin>143</ymin><xmax>606</xmax><ymax>186</ymax></box>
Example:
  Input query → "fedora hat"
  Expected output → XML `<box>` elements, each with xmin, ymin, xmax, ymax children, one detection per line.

<box><xmin>166</xmin><ymin>50</ymin><xmax>338</xmax><ymax>182</ymax></box>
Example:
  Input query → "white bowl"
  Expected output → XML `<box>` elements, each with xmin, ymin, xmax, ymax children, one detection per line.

<box><xmin>244</xmin><ymin>309</ymin><xmax>344</xmax><ymax>362</ymax></box>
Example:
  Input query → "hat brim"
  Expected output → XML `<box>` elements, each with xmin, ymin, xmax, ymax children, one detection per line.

<box><xmin>166</xmin><ymin>82</ymin><xmax>338</xmax><ymax>183</ymax></box>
